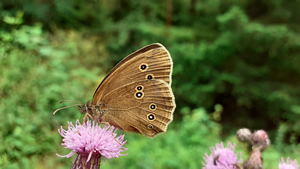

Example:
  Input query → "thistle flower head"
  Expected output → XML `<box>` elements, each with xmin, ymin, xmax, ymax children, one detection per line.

<box><xmin>202</xmin><ymin>142</ymin><xmax>242</xmax><ymax>169</ymax></box>
<box><xmin>57</xmin><ymin>120</ymin><xmax>127</xmax><ymax>168</ymax></box>
<box><xmin>279</xmin><ymin>157</ymin><xmax>299</xmax><ymax>169</ymax></box>
<box><xmin>251</xmin><ymin>130</ymin><xmax>270</xmax><ymax>150</ymax></box>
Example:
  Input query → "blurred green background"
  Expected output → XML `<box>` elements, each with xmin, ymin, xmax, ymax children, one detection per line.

<box><xmin>0</xmin><ymin>0</ymin><xmax>300</xmax><ymax>168</ymax></box>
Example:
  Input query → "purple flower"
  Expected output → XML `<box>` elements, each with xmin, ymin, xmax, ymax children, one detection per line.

<box><xmin>57</xmin><ymin>120</ymin><xmax>127</xmax><ymax>169</ymax></box>
<box><xmin>279</xmin><ymin>157</ymin><xmax>299</xmax><ymax>169</ymax></box>
<box><xmin>202</xmin><ymin>142</ymin><xmax>242</xmax><ymax>169</ymax></box>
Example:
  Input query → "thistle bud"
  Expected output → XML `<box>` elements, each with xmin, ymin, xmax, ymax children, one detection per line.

<box><xmin>237</xmin><ymin>128</ymin><xmax>252</xmax><ymax>143</ymax></box>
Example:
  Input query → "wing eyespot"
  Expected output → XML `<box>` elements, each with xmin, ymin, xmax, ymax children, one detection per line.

<box><xmin>149</xmin><ymin>103</ymin><xmax>157</xmax><ymax>111</ymax></box>
<box><xmin>135</xmin><ymin>91</ymin><xmax>144</xmax><ymax>99</ymax></box>
<box><xmin>146</xmin><ymin>74</ymin><xmax>154</xmax><ymax>80</ymax></box>
<box><xmin>135</xmin><ymin>85</ymin><xmax>144</xmax><ymax>91</ymax></box>
<box><xmin>139</xmin><ymin>63</ymin><xmax>148</xmax><ymax>72</ymax></box>
<box><xmin>147</xmin><ymin>113</ymin><xmax>156</xmax><ymax>121</ymax></box>
<box><xmin>147</xmin><ymin>124</ymin><xmax>153</xmax><ymax>129</ymax></box>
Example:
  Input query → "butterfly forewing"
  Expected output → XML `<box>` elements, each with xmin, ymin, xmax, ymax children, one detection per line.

<box><xmin>93</xmin><ymin>43</ymin><xmax>173</xmax><ymax>105</ymax></box>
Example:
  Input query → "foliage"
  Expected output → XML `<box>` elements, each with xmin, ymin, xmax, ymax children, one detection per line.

<box><xmin>0</xmin><ymin>23</ymin><xmax>103</xmax><ymax>168</ymax></box>
<box><xmin>0</xmin><ymin>0</ymin><xmax>299</xmax><ymax>168</ymax></box>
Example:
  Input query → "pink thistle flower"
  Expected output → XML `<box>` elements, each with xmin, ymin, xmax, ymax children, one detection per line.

<box><xmin>202</xmin><ymin>142</ymin><xmax>242</xmax><ymax>169</ymax></box>
<box><xmin>279</xmin><ymin>157</ymin><xmax>299</xmax><ymax>169</ymax></box>
<box><xmin>57</xmin><ymin>120</ymin><xmax>127</xmax><ymax>169</ymax></box>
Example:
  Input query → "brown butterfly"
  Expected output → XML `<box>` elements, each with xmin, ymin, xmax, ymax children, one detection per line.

<box><xmin>54</xmin><ymin>43</ymin><xmax>176</xmax><ymax>137</ymax></box>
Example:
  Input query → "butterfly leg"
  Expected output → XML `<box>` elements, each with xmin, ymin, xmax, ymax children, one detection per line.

<box><xmin>83</xmin><ymin>113</ymin><xmax>94</xmax><ymax>124</ymax></box>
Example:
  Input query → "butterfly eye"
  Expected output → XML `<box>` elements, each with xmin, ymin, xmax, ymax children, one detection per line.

<box><xmin>146</xmin><ymin>74</ymin><xmax>154</xmax><ymax>80</ymax></box>
<box><xmin>135</xmin><ymin>92</ymin><xmax>144</xmax><ymax>99</ymax></box>
<box><xmin>147</xmin><ymin>124</ymin><xmax>153</xmax><ymax>129</ymax></box>
<box><xmin>149</xmin><ymin>103</ymin><xmax>157</xmax><ymax>111</ymax></box>
<box><xmin>147</xmin><ymin>113</ymin><xmax>156</xmax><ymax>121</ymax></box>
<box><xmin>136</xmin><ymin>85</ymin><xmax>143</xmax><ymax>91</ymax></box>
<box><xmin>139</xmin><ymin>63</ymin><xmax>148</xmax><ymax>72</ymax></box>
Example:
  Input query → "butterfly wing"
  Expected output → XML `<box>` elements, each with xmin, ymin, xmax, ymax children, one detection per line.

<box><xmin>92</xmin><ymin>43</ymin><xmax>175</xmax><ymax>137</ymax></box>
<box><xmin>93</xmin><ymin>43</ymin><xmax>173</xmax><ymax>105</ymax></box>
<box><xmin>99</xmin><ymin>79</ymin><xmax>175</xmax><ymax>137</ymax></box>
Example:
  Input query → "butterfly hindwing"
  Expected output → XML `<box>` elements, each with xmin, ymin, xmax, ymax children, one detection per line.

<box><xmin>99</xmin><ymin>79</ymin><xmax>175</xmax><ymax>137</ymax></box>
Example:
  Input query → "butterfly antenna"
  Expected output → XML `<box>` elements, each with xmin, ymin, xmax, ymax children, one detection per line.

<box><xmin>60</xmin><ymin>100</ymin><xmax>82</xmax><ymax>104</ymax></box>
<box><xmin>53</xmin><ymin>104</ymin><xmax>83</xmax><ymax>116</ymax></box>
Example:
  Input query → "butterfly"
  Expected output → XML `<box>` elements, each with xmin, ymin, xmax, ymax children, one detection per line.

<box><xmin>54</xmin><ymin>43</ymin><xmax>175</xmax><ymax>137</ymax></box>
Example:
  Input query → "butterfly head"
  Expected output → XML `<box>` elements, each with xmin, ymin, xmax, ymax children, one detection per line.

<box><xmin>78</xmin><ymin>101</ymin><xmax>92</xmax><ymax>114</ymax></box>
<box><xmin>78</xmin><ymin>101</ymin><xmax>106</xmax><ymax>123</ymax></box>
<box><xmin>53</xmin><ymin>100</ymin><xmax>104</xmax><ymax>123</ymax></box>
